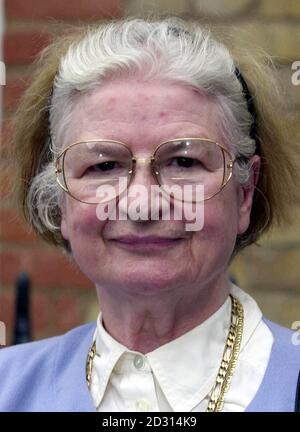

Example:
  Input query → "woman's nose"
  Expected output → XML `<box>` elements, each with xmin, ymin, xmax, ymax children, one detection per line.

<box><xmin>117</xmin><ymin>159</ymin><xmax>162</xmax><ymax>221</ymax></box>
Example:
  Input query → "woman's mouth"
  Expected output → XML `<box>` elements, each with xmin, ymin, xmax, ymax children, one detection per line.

<box><xmin>110</xmin><ymin>235</ymin><xmax>185</xmax><ymax>250</ymax></box>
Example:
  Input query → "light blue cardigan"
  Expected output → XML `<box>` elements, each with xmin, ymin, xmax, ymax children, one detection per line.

<box><xmin>0</xmin><ymin>319</ymin><xmax>299</xmax><ymax>412</ymax></box>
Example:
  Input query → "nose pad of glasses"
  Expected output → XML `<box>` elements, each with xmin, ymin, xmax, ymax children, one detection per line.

<box><xmin>116</xmin><ymin>163</ymin><xmax>163</xmax><ymax>221</ymax></box>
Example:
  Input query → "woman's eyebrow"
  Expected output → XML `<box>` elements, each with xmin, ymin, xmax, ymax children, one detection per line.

<box><xmin>76</xmin><ymin>141</ymin><xmax>127</xmax><ymax>156</ymax></box>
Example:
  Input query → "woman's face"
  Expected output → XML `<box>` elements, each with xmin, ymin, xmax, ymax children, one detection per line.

<box><xmin>60</xmin><ymin>78</ymin><xmax>258</xmax><ymax>295</ymax></box>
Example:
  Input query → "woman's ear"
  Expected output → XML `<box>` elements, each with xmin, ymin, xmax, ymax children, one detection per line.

<box><xmin>237</xmin><ymin>155</ymin><xmax>261</xmax><ymax>235</ymax></box>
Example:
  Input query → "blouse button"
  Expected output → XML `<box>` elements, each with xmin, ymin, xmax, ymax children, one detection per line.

<box><xmin>136</xmin><ymin>399</ymin><xmax>150</xmax><ymax>412</ymax></box>
<box><xmin>133</xmin><ymin>354</ymin><xmax>145</xmax><ymax>370</ymax></box>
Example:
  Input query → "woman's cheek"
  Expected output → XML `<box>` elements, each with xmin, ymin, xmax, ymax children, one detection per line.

<box><xmin>201</xmin><ymin>196</ymin><xmax>239</xmax><ymax>246</ymax></box>
<box><xmin>67</xmin><ymin>201</ymin><xmax>106</xmax><ymax>240</ymax></box>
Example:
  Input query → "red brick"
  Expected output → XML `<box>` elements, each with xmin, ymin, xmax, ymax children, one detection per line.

<box><xmin>3</xmin><ymin>75</ymin><xmax>31</xmax><ymax>110</ymax></box>
<box><xmin>0</xmin><ymin>248</ymin><xmax>92</xmax><ymax>290</ymax></box>
<box><xmin>32</xmin><ymin>291</ymin><xmax>84</xmax><ymax>337</ymax></box>
<box><xmin>0</xmin><ymin>208</ymin><xmax>40</xmax><ymax>244</ymax></box>
<box><xmin>50</xmin><ymin>295</ymin><xmax>83</xmax><ymax>334</ymax></box>
<box><xmin>30</xmin><ymin>292</ymin><xmax>51</xmax><ymax>336</ymax></box>
<box><xmin>5</xmin><ymin>0</ymin><xmax>122</xmax><ymax>21</ymax></box>
<box><xmin>4</xmin><ymin>30</ymin><xmax>50</xmax><ymax>65</ymax></box>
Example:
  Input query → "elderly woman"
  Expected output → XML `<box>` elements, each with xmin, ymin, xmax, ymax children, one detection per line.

<box><xmin>0</xmin><ymin>17</ymin><xmax>299</xmax><ymax>412</ymax></box>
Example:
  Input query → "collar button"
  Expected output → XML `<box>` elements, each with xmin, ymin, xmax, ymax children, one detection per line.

<box><xmin>136</xmin><ymin>399</ymin><xmax>150</xmax><ymax>412</ymax></box>
<box><xmin>133</xmin><ymin>354</ymin><xmax>145</xmax><ymax>370</ymax></box>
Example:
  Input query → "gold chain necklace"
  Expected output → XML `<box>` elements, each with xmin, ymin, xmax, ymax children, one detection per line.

<box><xmin>86</xmin><ymin>294</ymin><xmax>244</xmax><ymax>412</ymax></box>
<box><xmin>206</xmin><ymin>294</ymin><xmax>244</xmax><ymax>411</ymax></box>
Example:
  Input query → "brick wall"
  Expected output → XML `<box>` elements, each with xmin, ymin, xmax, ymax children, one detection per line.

<box><xmin>1</xmin><ymin>0</ymin><xmax>300</xmax><ymax>345</ymax></box>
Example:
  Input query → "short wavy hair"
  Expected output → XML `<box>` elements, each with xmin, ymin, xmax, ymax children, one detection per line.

<box><xmin>10</xmin><ymin>16</ymin><xmax>299</xmax><ymax>254</ymax></box>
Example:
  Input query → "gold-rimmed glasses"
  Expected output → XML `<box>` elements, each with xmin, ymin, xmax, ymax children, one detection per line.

<box><xmin>55</xmin><ymin>138</ymin><xmax>236</xmax><ymax>204</ymax></box>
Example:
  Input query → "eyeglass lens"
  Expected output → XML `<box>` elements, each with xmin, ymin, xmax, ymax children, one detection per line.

<box><xmin>58</xmin><ymin>139</ymin><xmax>229</xmax><ymax>203</ymax></box>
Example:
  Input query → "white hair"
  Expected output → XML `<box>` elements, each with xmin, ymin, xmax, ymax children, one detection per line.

<box><xmin>28</xmin><ymin>17</ymin><xmax>256</xmax><ymax>236</ymax></box>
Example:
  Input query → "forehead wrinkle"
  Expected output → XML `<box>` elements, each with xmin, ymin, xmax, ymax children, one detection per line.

<box><xmin>64</xmin><ymin>81</ymin><xmax>224</xmax><ymax>149</ymax></box>
<box><xmin>67</xmin><ymin>121</ymin><xmax>222</xmax><ymax>156</ymax></box>
<box><xmin>84</xmin><ymin>98</ymin><xmax>216</xmax><ymax>122</ymax></box>
<box><xmin>65</xmin><ymin>115</ymin><xmax>223</xmax><ymax>153</ymax></box>
<box><xmin>71</xmin><ymin>79</ymin><xmax>218</xmax><ymax>119</ymax></box>
<box><xmin>68</xmin><ymin>102</ymin><xmax>220</xmax><ymax>134</ymax></box>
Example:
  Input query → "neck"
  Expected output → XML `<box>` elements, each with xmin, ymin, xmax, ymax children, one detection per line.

<box><xmin>96</xmin><ymin>275</ymin><xmax>230</xmax><ymax>353</ymax></box>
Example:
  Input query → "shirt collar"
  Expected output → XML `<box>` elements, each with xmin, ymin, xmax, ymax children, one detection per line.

<box><xmin>91</xmin><ymin>284</ymin><xmax>262</xmax><ymax>411</ymax></box>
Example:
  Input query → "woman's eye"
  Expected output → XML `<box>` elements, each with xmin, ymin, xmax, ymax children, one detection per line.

<box><xmin>171</xmin><ymin>157</ymin><xmax>201</xmax><ymax>168</ymax></box>
<box><xmin>89</xmin><ymin>161</ymin><xmax>118</xmax><ymax>172</ymax></box>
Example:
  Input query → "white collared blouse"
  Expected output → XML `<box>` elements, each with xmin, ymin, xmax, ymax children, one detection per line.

<box><xmin>90</xmin><ymin>284</ymin><xmax>273</xmax><ymax>412</ymax></box>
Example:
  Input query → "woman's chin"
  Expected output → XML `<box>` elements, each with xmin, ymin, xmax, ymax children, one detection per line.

<box><xmin>106</xmin><ymin>268</ymin><xmax>184</xmax><ymax>296</ymax></box>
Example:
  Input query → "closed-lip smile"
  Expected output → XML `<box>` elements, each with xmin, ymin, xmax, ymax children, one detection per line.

<box><xmin>110</xmin><ymin>235</ymin><xmax>185</xmax><ymax>248</ymax></box>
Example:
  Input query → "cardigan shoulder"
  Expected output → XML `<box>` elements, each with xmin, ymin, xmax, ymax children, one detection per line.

<box><xmin>0</xmin><ymin>318</ymin><xmax>299</xmax><ymax>412</ymax></box>
<box><xmin>0</xmin><ymin>322</ymin><xmax>96</xmax><ymax>412</ymax></box>
<box><xmin>245</xmin><ymin>318</ymin><xmax>300</xmax><ymax>412</ymax></box>
<box><xmin>264</xmin><ymin>318</ymin><xmax>300</xmax><ymax>360</ymax></box>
